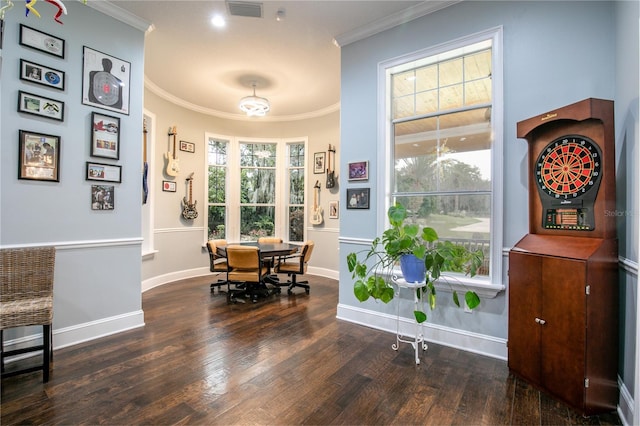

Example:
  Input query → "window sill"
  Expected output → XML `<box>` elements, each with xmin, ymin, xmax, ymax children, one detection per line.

<box><xmin>142</xmin><ymin>249</ymin><xmax>158</xmax><ymax>260</ymax></box>
<box><xmin>386</xmin><ymin>267</ymin><xmax>504</xmax><ymax>299</ymax></box>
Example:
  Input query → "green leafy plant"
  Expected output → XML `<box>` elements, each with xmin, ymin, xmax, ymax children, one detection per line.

<box><xmin>347</xmin><ymin>203</ymin><xmax>484</xmax><ymax>323</ymax></box>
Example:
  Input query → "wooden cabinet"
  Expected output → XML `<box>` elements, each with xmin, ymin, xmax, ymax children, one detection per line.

<box><xmin>508</xmin><ymin>234</ymin><xmax>618</xmax><ymax>415</ymax></box>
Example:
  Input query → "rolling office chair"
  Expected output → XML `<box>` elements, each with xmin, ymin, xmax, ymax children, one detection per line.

<box><xmin>225</xmin><ymin>245</ymin><xmax>270</xmax><ymax>303</ymax></box>
<box><xmin>274</xmin><ymin>240</ymin><xmax>314</xmax><ymax>295</ymax></box>
<box><xmin>1</xmin><ymin>247</ymin><xmax>55</xmax><ymax>383</ymax></box>
<box><xmin>257</xmin><ymin>237</ymin><xmax>282</xmax><ymax>280</ymax></box>
<box><xmin>206</xmin><ymin>240</ymin><xmax>228</xmax><ymax>293</ymax></box>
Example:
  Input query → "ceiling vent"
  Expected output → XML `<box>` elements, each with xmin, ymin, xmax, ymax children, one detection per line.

<box><xmin>227</xmin><ymin>1</ymin><xmax>263</xmax><ymax>18</ymax></box>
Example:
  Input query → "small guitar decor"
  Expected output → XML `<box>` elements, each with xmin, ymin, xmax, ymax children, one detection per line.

<box><xmin>142</xmin><ymin>119</ymin><xmax>149</xmax><ymax>204</ymax></box>
<box><xmin>326</xmin><ymin>144</ymin><xmax>336</xmax><ymax>189</ymax></box>
<box><xmin>182</xmin><ymin>172</ymin><xmax>198</xmax><ymax>220</ymax></box>
<box><xmin>310</xmin><ymin>180</ymin><xmax>324</xmax><ymax>225</ymax></box>
<box><xmin>164</xmin><ymin>126</ymin><xmax>180</xmax><ymax>177</ymax></box>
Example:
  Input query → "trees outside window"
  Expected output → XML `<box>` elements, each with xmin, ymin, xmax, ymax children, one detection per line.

<box><xmin>206</xmin><ymin>134</ymin><xmax>307</xmax><ymax>243</ymax></box>
<box><xmin>384</xmin><ymin>29</ymin><xmax>503</xmax><ymax>281</ymax></box>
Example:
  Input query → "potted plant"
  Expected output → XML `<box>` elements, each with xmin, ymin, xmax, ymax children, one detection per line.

<box><xmin>346</xmin><ymin>203</ymin><xmax>484</xmax><ymax>323</ymax></box>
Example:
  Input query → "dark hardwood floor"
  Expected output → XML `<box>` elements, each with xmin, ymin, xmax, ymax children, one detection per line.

<box><xmin>1</xmin><ymin>275</ymin><xmax>622</xmax><ymax>425</ymax></box>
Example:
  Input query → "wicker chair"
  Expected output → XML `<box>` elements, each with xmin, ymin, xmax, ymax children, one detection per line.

<box><xmin>0</xmin><ymin>247</ymin><xmax>55</xmax><ymax>382</ymax></box>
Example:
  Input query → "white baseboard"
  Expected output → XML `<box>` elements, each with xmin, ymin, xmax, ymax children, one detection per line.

<box><xmin>336</xmin><ymin>303</ymin><xmax>508</xmax><ymax>360</ymax></box>
<box><xmin>53</xmin><ymin>310</ymin><xmax>145</xmax><ymax>350</ymax></box>
<box><xmin>142</xmin><ymin>267</ymin><xmax>338</xmax><ymax>292</ymax></box>
<box><xmin>2</xmin><ymin>310</ymin><xmax>145</xmax><ymax>365</ymax></box>
<box><xmin>308</xmin><ymin>266</ymin><xmax>339</xmax><ymax>280</ymax></box>
<box><xmin>617</xmin><ymin>377</ymin><xmax>635</xmax><ymax>426</ymax></box>
<box><xmin>142</xmin><ymin>267</ymin><xmax>211</xmax><ymax>292</ymax></box>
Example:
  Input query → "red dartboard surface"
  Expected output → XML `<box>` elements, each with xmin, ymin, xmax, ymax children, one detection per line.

<box><xmin>535</xmin><ymin>135</ymin><xmax>602</xmax><ymax>199</ymax></box>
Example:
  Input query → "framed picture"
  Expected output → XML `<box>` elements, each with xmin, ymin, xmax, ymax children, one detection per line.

<box><xmin>82</xmin><ymin>46</ymin><xmax>131</xmax><ymax>115</ymax></box>
<box><xmin>91</xmin><ymin>185</ymin><xmax>115</xmax><ymax>210</ymax></box>
<box><xmin>86</xmin><ymin>162</ymin><xmax>122</xmax><ymax>183</ymax></box>
<box><xmin>179</xmin><ymin>140</ymin><xmax>195</xmax><ymax>153</ymax></box>
<box><xmin>314</xmin><ymin>152</ymin><xmax>325</xmax><ymax>174</ymax></box>
<box><xmin>18</xmin><ymin>90</ymin><xmax>64</xmax><ymax>122</ymax></box>
<box><xmin>346</xmin><ymin>188</ymin><xmax>370</xmax><ymax>210</ymax></box>
<box><xmin>348</xmin><ymin>161</ymin><xmax>369</xmax><ymax>181</ymax></box>
<box><xmin>20</xmin><ymin>59</ymin><xmax>65</xmax><ymax>90</ymax></box>
<box><xmin>91</xmin><ymin>112</ymin><xmax>120</xmax><ymax>160</ymax></box>
<box><xmin>18</xmin><ymin>130</ymin><xmax>60</xmax><ymax>182</ymax></box>
<box><xmin>329</xmin><ymin>200</ymin><xmax>339</xmax><ymax>219</ymax></box>
<box><xmin>162</xmin><ymin>180</ymin><xmax>176</xmax><ymax>192</ymax></box>
<box><xmin>19</xmin><ymin>24</ymin><xmax>65</xmax><ymax>58</ymax></box>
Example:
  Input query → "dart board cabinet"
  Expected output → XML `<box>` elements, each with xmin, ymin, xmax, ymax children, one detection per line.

<box><xmin>509</xmin><ymin>98</ymin><xmax>619</xmax><ymax>415</ymax></box>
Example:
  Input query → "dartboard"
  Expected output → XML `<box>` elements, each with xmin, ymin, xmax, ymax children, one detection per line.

<box><xmin>535</xmin><ymin>135</ymin><xmax>601</xmax><ymax>198</ymax></box>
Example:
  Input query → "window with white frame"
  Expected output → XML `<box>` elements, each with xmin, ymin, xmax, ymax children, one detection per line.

<box><xmin>207</xmin><ymin>137</ymin><xmax>228</xmax><ymax>239</ymax></box>
<box><xmin>287</xmin><ymin>142</ymin><xmax>305</xmax><ymax>242</ymax></box>
<box><xmin>205</xmin><ymin>134</ymin><xmax>307</xmax><ymax>243</ymax></box>
<box><xmin>383</xmin><ymin>28</ymin><xmax>503</xmax><ymax>284</ymax></box>
<box><xmin>239</xmin><ymin>141</ymin><xmax>277</xmax><ymax>240</ymax></box>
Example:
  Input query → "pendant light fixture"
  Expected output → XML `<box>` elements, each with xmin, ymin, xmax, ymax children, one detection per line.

<box><xmin>239</xmin><ymin>82</ymin><xmax>270</xmax><ymax>117</ymax></box>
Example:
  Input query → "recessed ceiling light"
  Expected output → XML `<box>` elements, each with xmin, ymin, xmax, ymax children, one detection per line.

<box><xmin>211</xmin><ymin>14</ymin><xmax>226</xmax><ymax>28</ymax></box>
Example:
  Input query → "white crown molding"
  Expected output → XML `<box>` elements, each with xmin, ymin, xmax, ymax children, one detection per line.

<box><xmin>144</xmin><ymin>78</ymin><xmax>340</xmax><ymax>122</ymax></box>
<box><xmin>333</xmin><ymin>0</ymin><xmax>461</xmax><ymax>47</ymax></box>
<box><xmin>84</xmin><ymin>0</ymin><xmax>153</xmax><ymax>33</ymax></box>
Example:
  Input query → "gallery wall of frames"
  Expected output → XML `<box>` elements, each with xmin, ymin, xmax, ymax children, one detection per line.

<box><xmin>15</xmin><ymin>23</ymin><xmax>131</xmax><ymax>211</ymax></box>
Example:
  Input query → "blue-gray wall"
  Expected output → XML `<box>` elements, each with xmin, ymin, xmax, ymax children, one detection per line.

<box><xmin>1</xmin><ymin>2</ymin><xmax>146</xmax><ymax>346</ymax></box>
<box><xmin>338</xmin><ymin>1</ymin><xmax>638</xmax><ymax>421</ymax></box>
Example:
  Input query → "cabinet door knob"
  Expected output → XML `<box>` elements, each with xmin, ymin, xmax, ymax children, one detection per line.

<box><xmin>539</xmin><ymin>319</ymin><xmax>546</xmax><ymax>325</ymax></box>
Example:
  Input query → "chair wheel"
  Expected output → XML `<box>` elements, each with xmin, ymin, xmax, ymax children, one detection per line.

<box><xmin>305</xmin><ymin>288</ymin><xmax>310</xmax><ymax>295</ymax></box>
<box><xmin>287</xmin><ymin>289</ymin><xmax>293</xmax><ymax>295</ymax></box>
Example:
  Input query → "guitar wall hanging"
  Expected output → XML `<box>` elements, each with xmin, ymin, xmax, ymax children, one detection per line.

<box><xmin>142</xmin><ymin>119</ymin><xmax>148</xmax><ymax>204</ymax></box>
<box><xmin>310</xmin><ymin>180</ymin><xmax>324</xmax><ymax>225</ymax></box>
<box><xmin>182</xmin><ymin>172</ymin><xmax>198</xmax><ymax>220</ymax></box>
<box><xmin>164</xmin><ymin>126</ymin><xmax>180</xmax><ymax>177</ymax></box>
<box><xmin>326</xmin><ymin>144</ymin><xmax>336</xmax><ymax>189</ymax></box>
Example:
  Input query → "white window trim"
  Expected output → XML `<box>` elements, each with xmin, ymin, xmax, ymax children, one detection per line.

<box><xmin>142</xmin><ymin>109</ymin><xmax>156</xmax><ymax>259</ymax></box>
<box><xmin>377</xmin><ymin>26</ymin><xmax>505</xmax><ymax>297</ymax></box>
<box><xmin>203</xmin><ymin>133</ymin><xmax>308</xmax><ymax>243</ymax></box>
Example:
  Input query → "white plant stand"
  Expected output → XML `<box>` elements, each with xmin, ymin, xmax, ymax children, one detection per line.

<box><xmin>391</xmin><ymin>276</ymin><xmax>428</xmax><ymax>365</ymax></box>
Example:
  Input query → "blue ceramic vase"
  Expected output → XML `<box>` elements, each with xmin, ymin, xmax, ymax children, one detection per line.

<box><xmin>400</xmin><ymin>254</ymin><xmax>426</xmax><ymax>283</ymax></box>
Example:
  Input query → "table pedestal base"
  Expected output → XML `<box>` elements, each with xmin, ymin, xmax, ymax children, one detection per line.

<box><xmin>392</xmin><ymin>278</ymin><xmax>428</xmax><ymax>365</ymax></box>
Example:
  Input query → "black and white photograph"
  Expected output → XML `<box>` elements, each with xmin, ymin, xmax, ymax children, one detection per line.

<box><xmin>91</xmin><ymin>185</ymin><xmax>115</xmax><ymax>210</ymax></box>
<box><xmin>313</xmin><ymin>152</ymin><xmax>325</xmax><ymax>174</ymax></box>
<box><xmin>82</xmin><ymin>46</ymin><xmax>131</xmax><ymax>115</ymax></box>
<box><xmin>329</xmin><ymin>200</ymin><xmax>339</xmax><ymax>218</ymax></box>
<box><xmin>20</xmin><ymin>59</ymin><xmax>65</xmax><ymax>90</ymax></box>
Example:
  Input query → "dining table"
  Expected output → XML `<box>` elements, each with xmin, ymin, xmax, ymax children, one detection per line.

<box><xmin>216</xmin><ymin>241</ymin><xmax>300</xmax><ymax>259</ymax></box>
<box><xmin>217</xmin><ymin>241</ymin><xmax>301</xmax><ymax>288</ymax></box>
